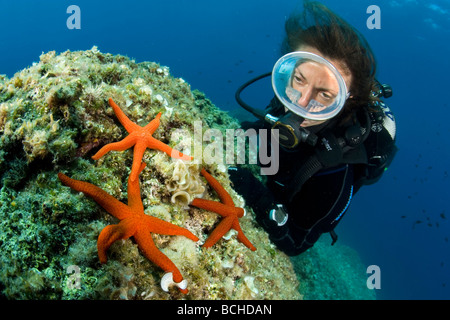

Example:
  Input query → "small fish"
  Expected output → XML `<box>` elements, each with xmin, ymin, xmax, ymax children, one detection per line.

<box><xmin>412</xmin><ymin>220</ymin><xmax>423</xmax><ymax>229</ymax></box>
<box><xmin>440</xmin><ymin>212</ymin><xmax>446</xmax><ymax>219</ymax></box>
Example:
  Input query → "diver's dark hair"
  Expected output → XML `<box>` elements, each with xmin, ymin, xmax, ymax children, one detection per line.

<box><xmin>281</xmin><ymin>1</ymin><xmax>377</xmax><ymax>121</ymax></box>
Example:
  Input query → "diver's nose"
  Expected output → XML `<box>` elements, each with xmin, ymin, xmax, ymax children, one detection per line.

<box><xmin>297</xmin><ymin>87</ymin><xmax>313</xmax><ymax>107</ymax></box>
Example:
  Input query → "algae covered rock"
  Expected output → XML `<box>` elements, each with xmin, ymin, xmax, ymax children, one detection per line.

<box><xmin>291</xmin><ymin>236</ymin><xmax>376</xmax><ymax>300</ymax></box>
<box><xmin>0</xmin><ymin>47</ymin><xmax>300</xmax><ymax>299</ymax></box>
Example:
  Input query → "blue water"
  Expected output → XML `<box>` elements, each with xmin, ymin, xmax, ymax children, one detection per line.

<box><xmin>1</xmin><ymin>0</ymin><xmax>449</xmax><ymax>300</ymax></box>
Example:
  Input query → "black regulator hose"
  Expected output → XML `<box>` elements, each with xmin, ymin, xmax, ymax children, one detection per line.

<box><xmin>235</xmin><ymin>72</ymin><xmax>272</xmax><ymax>121</ymax></box>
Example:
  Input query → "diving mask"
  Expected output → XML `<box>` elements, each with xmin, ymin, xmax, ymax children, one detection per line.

<box><xmin>272</xmin><ymin>51</ymin><xmax>349</xmax><ymax>121</ymax></box>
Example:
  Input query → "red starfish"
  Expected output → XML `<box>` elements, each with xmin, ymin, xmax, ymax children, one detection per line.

<box><xmin>58</xmin><ymin>163</ymin><xmax>198</xmax><ymax>294</ymax></box>
<box><xmin>191</xmin><ymin>169</ymin><xmax>256</xmax><ymax>251</ymax></box>
<box><xmin>92</xmin><ymin>98</ymin><xmax>193</xmax><ymax>182</ymax></box>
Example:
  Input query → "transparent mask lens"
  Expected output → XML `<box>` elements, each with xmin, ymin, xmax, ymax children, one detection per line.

<box><xmin>306</xmin><ymin>99</ymin><xmax>327</xmax><ymax>112</ymax></box>
<box><xmin>272</xmin><ymin>52</ymin><xmax>348</xmax><ymax>120</ymax></box>
<box><xmin>285</xmin><ymin>86</ymin><xmax>302</xmax><ymax>104</ymax></box>
<box><xmin>285</xmin><ymin>86</ymin><xmax>327</xmax><ymax>113</ymax></box>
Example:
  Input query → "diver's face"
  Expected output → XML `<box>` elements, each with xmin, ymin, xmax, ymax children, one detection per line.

<box><xmin>293</xmin><ymin>46</ymin><xmax>352</xmax><ymax>127</ymax></box>
<box><xmin>291</xmin><ymin>61</ymin><xmax>339</xmax><ymax>109</ymax></box>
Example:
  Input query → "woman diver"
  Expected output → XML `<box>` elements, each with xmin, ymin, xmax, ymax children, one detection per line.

<box><xmin>230</xmin><ymin>1</ymin><xmax>397</xmax><ymax>255</ymax></box>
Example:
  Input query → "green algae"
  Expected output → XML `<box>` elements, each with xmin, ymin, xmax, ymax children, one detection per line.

<box><xmin>291</xmin><ymin>236</ymin><xmax>376</xmax><ymax>300</ymax></box>
<box><xmin>0</xmin><ymin>47</ymin><xmax>299</xmax><ymax>299</ymax></box>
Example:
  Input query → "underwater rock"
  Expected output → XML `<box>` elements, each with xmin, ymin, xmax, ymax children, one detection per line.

<box><xmin>291</xmin><ymin>236</ymin><xmax>377</xmax><ymax>300</ymax></box>
<box><xmin>0</xmin><ymin>47</ymin><xmax>300</xmax><ymax>299</ymax></box>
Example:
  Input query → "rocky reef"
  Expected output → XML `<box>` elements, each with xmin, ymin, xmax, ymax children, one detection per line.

<box><xmin>291</xmin><ymin>236</ymin><xmax>376</xmax><ymax>300</ymax></box>
<box><xmin>0</xmin><ymin>47</ymin><xmax>300</xmax><ymax>299</ymax></box>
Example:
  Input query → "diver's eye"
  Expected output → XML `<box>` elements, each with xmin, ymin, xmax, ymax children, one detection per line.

<box><xmin>293</xmin><ymin>74</ymin><xmax>305</xmax><ymax>85</ymax></box>
<box><xmin>319</xmin><ymin>91</ymin><xmax>335</xmax><ymax>102</ymax></box>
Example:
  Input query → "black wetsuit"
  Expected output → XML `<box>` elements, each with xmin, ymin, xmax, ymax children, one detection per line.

<box><xmin>229</xmin><ymin>97</ymin><xmax>397</xmax><ymax>255</ymax></box>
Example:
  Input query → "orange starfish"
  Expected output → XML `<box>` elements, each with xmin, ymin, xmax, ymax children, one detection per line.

<box><xmin>92</xmin><ymin>98</ymin><xmax>193</xmax><ymax>182</ymax></box>
<box><xmin>190</xmin><ymin>169</ymin><xmax>256</xmax><ymax>251</ymax></box>
<box><xmin>58</xmin><ymin>163</ymin><xmax>198</xmax><ymax>294</ymax></box>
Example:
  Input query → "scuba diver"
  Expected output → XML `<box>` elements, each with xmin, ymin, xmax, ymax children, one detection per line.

<box><xmin>229</xmin><ymin>1</ymin><xmax>397</xmax><ymax>256</ymax></box>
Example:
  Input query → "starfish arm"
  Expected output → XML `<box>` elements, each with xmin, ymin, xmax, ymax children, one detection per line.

<box><xmin>97</xmin><ymin>219</ymin><xmax>138</xmax><ymax>263</ymax></box>
<box><xmin>91</xmin><ymin>135</ymin><xmax>137</xmax><ymax>160</ymax></box>
<box><xmin>127</xmin><ymin>162</ymin><xmax>146</xmax><ymax>211</ymax></box>
<box><xmin>133</xmin><ymin>228</ymin><xmax>186</xmax><ymax>287</ymax></box>
<box><xmin>108</xmin><ymin>98</ymin><xmax>141</xmax><ymax>133</ymax></box>
<box><xmin>232</xmin><ymin>219</ymin><xmax>256</xmax><ymax>251</ymax></box>
<box><xmin>190</xmin><ymin>198</ymin><xmax>235</xmax><ymax>217</ymax></box>
<box><xmin>143</xmin><ymin>112</ymin><xmax>162</xmax><ymax>135</ymax></box>
<box><xmin>58</xmin><ymin>173</ymin><xmax>132</xmax><ymax>220</ymax></box>
<box><xmin>202</xmin><ymin>216</ymin><xmax>234</xmax><ymax>249</ymax></box>
<box><xmin>129</xmin><ymin>141</ymin><xmax>148</xmax><ymax>182</ymax></box>
<box><xmin>200</xmin><ymin>169</ymin><xmax>234</xmax><ymax>206</ymax></box>
<box><xmin>148</xmin><ymin>137</ymin><xmax>193</xmax><ymax>161</ymax></box>
<box><xmin>143</xmin><ymin>215</ymin><xmax>199</xmax><ymax>242</ymax></box>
